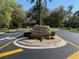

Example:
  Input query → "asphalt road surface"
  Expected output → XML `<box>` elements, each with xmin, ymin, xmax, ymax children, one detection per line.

<box><xmin>0</xmin><ymin>30</ymin><xmax>23</xmax><ymax>46</ymax></box>
<box><xmin>0</xmin><ymin>30</ymin><xmax>23</xmax><ymax>39</ymax></box>
<box><xmin>0</xmin><ymin>30</ymin><xmax>79</xmax><ymax>59</ymax></box>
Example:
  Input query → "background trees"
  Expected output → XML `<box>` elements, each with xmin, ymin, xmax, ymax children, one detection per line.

<box><xmin>27</xmin><ymin>4</ymin><xmax>49</xmax><ymax>25</ymax></box>
<box><xmin>27</xmin><ymin>0</ymin><xmax>52</xmax><ymax>25</ymax></box>
<box><xmin>0</xmin><ymin>0</ymin><xmax>16</xmax><ymax>28</ymax></box>
<box><xmin>43</xmin><ymin>6</ymin><xmax>65</xmax><ymax>27</ymax></box>
<box><xmin>0</xmin><ymin>0</ymin><xmax>79</xmax><ymax>28</ymax></box>
<box><xmin>10</xmin><ymin>4</ymin><xmax>26</xmax><ymax>28</ymax></box>
<box><xmin>0</xmin><ymin>0</ymin><xmax>26</xmax><ymax>28</ymax></box>
<box><xmin>70</xmin><ymin>10</ymin><xmax>79</xmax><ymax>28</ymax></box>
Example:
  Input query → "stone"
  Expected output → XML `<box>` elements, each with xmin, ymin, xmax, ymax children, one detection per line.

<box><xmin>31</xmin><ymin>25</ymin><xmax>51</xmax><ymax>38</ymax></box>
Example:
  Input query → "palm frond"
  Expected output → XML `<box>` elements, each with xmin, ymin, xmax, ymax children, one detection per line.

<box><xmin>27</xmin><ymin>0</ymin><xmax>35</xmax><ymax>3</ymax></box>
<box><xmin>49</xmin><ymin>0</ymin><xmax>52</xmax><ymax>2</ymax></box>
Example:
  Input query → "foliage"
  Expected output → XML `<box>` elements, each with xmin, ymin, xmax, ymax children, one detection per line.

<box><xmin>27</xmin><ymin>4</ymin><xmax>49</xmax><ymax>25</ymax></box>
<box><xmin>27</xmin><ymin>0</ymin><xmax>52</xmax><ymax>25</ymax></box>
<box><xmin>0</xmin><ymin>0</ymin><xmax>79</xmax><ymax>29</ymax></box>
<box><xmin>44</xmin><ymin>6</ymin><xmax>65</xmax><ymax>27</ymax></box>
<box><xmin>70</xmin><ymin>11</ymin><xmax>79</xmax><ymax>28</ymax></box>
<box><xmin>0</xmin><ymin>0</ymin><xmax>27</xmax><ymax>28</ymax></box>
<box><xmin>0</xmin><ymin>0</ymin><xmax>16</xmax><ymax>28</ymax></box>
<box><xmin>10</xmin><ymin>5</ymin><xmax>26</xmax><ymax>28</ymax></box>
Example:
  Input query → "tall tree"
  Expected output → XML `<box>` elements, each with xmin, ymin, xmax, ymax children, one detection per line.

<box><xmin>0</xmin><ymin>0</ymin><xmax>16</xmax><ymax>28</ymax></box>
<box><xmin>70</xmin><ymin>10</ymin><xmax>79</xmax><ymax>28</ymax></box>
<box><xmin>11</xmin><ymin>4</ymin><xmax>26</xmax><ymax>28</ymax></box>
<box><xmin>67</xmin><ymin>5</ymin><xmax>73</xmax><ymax>14</ymax></box>
<box><xmin>27</xmin><ymin>0</ymin><xmax>52</xmax><ymax>25</ymax></box>
<box><xmin>44</xmin><ymin>6</ymin><xmax>65</xmax><ymax>27</ymax></box>
<box><xmin>27</xmin><ymin>3</ymin><xmax>49</xmax><ymax>25</ymax></box>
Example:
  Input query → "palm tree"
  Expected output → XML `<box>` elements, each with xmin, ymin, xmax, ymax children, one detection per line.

<box><xmin>27</xmin><ymin>0</ymin><xmax>52</xmax><ymax>25</ymax></box>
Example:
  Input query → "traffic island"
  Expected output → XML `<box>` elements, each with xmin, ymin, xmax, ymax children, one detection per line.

<box><xmin>14</xmin><ymin>25</ymin><xmax>67</xmax><ymax>49</ymax></box>
<box><xmin>14</xmin><ymin>35</ymin><xmax>67</xmax><ymax>49</ymax></box>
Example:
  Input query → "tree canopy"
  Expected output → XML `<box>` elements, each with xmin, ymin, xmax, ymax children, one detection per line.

<box><xmin>0</xmin><ymin>0</ymin><xmax>79</xmax><ymax>28</ymax></box>
<box><xmin>27</xmin><ymin>0</ymin><xmax>52</xmax><ymax>25</ymax></box>
<box><xmin>0</xmin><ymin>0</ymin><xmax>26</xmax><ymax>28</ymax></box>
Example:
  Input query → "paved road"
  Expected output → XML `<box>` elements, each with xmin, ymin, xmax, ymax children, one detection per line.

<box><xmin>0</xmin><ymin>30</ymin><xmax>79</xmax><ymax>59</ymax></box>
<box><xmin>0</xmin><ymin>31</ymin><xmax>23</xmax><ymax>39</ymax></box>
<box><xmin>56</xmin><ymin>30</ymin><xmax>79</xmax><ymax>46</ymax></box>
<box><xmin>0</xmin><ymin>30</ymin><xmax>23</xmax><ymax>47</ymax></box>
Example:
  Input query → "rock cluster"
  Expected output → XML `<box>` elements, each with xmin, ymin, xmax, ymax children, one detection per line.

<box><xmin>31</xmin><ymin>25</ymin><xmax>51</xmax><ymax>37</ymax></box>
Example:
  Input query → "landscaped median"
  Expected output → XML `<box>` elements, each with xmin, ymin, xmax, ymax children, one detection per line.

<box><xmin>14</xmin><ymin>35</ymin><xmax>67</xmax><ymax>49</ymax></box>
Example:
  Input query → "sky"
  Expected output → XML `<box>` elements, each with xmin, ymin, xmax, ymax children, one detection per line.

<box><xmin>16</xmin><ymin>0</ymin><xmax>79</xmax><ymax>12</ymax></box>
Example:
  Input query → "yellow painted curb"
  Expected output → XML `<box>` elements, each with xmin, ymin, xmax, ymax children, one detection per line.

<box><xmin>67</xmin><ymin>51</ymin><xmax>79</xmax><ymax>59</ymax></box>
<box><xmin>0</xmin><ymin>48</ymin><xmax>23</xmax><ymax>57</ymax></box>
<box><xmin>0</xmin><ymin>40</ymin><xmax>15</xmax><ymax>49</ymax></box>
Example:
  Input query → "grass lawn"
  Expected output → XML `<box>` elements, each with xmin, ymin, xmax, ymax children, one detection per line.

<box><xmin>0</xmin><ymin>28</ymin><xmax>17</xmax><ymax>33</ymax></box>
<box><xmin>69</xmin><ymin>28</ymin><xmax>79</xmax><ymax>32</ymax></box>
<box><xmin>24</xmin><ymin>28</ymin><xmax>32</xmax><ymax>32</ymax></box>
<box><xmin>61</xmin><ymin>27</ymin><xmax>79</xmax><ymax>32</ymax></box>
<box><xmin>0</xmin><ymin>28</ymin><xmax>59</xmax><ymax>33</ymax></box>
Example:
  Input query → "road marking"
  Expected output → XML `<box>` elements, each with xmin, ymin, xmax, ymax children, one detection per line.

<box><xmin>66</xmin><ymin>41</ymin><xmax>79</xmax><ymax>48</ymax></box>
<box><xmin>67</xmin><ymin>41</ymin><xmax>79</xmax><ymax>59</ymax></box>
<box><xmin>0</xmin><ymin>48</ymin><xmax>23</xmax><ymax>57</ymax></box>
<box><xmin>0</xmin><ymin>40</ymin><xmax>15</xmax><ymax>49</ymax></box>
<box><xmin>67</xmin><ymin>51</ymin><xmax>79</xmax><ymax>59</ymax></box>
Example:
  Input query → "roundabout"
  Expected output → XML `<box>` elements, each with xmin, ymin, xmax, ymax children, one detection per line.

<box><xmin>14</xmin><ymin>35</ymin><xmax>67</xmax><ymax>49</ymax></box>
<box><xmin>14</xmin><ymin>25</ymin><xmax>67</xmax><ymax>49</ymax></box>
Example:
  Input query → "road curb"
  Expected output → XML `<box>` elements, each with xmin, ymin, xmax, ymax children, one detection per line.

<box><xmin>14</xmin><ymin>35</ymin><xmax>67</xmax><ymax>49</ymax></box>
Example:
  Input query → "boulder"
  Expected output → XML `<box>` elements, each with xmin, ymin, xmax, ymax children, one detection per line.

<box><xmin>31</xmin><ymin>25</ymin><xmax>51</xmax><ymax>38</ymax></box>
